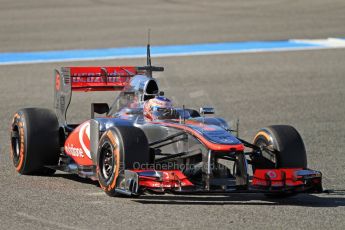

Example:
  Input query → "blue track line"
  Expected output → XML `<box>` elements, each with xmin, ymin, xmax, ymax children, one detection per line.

<box><xmin>0</xmin><ymin>38</ymin><xmax>342</xmax><ymax>65</ymax></box>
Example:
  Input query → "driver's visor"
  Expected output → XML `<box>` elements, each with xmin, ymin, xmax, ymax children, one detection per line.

<box><xmin>151</xmin><ymin>106</ymin><xmax>173</xmax><ymax>119</ymax></box>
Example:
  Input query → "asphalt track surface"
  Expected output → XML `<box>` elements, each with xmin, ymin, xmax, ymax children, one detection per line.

<box><xmin>1</xmin><ymin>0</ymin><xmax>345</xmax><ymax>229</ymax></box>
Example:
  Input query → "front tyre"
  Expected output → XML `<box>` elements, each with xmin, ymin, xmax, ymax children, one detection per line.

<box><xmin>97</xmin><ymin>126</ymin><xmax>150</xmax><ymax>197</ymax></box>
<box><xmin>252</xmin><ymin>125</ymin><xmax>307</xmax><ymax>198</ymax></box>
<box><xmin>252</xmin><ymin>125</ymin><xmax>307</xmax><ymax>169</ymax></box>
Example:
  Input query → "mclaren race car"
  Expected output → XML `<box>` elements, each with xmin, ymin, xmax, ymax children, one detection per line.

<box><xmin>10</xmin><ymin>45</ymin><xmax>323</xmax><ymax>197</ymax></box>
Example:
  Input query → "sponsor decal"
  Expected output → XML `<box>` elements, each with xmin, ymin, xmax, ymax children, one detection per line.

<box><xmin>15</xmin><ymin>115</ymin><xmax>25</xmax><ymax>170</ymax></box>
<box><xmin>55</xmin><ymin>72</ymin><xmax>60</xmax><ymax>90</ymax></box>
<box><xmin>60</xmin><ymin>95</ymin><xmax>65</xmax><ymax>113</ymax></box>
<box><xmin>72</xmin><ymin>76</ymin><xmax>124</xmax><ymax>83</ymax></box>
<box><xmin>65</xmin><ymin>144</ymin><xmax>84</xmax><ymax>158</ymax></box>
<box><xmin>71</xmin><ymin>71</ymin><xmax>131</xmax><ymax>84</ymax></box>
<box><xmin>64</xmin><ymin>121</ymin><xmax>93</xmax><ymax>164</ymax></box>
<box><xmin>201</xmin><ymin>130</ymin><xmax>240</xmax><ymax>144</ymax></box>
<box><xmin>266</xmin><ymin>170</ymin><xmax>277</xmax><ymax>179</ymax></box>
<box><xmin>71</xmin><ymin>70</ymin><xmax>131</xmax><ymax>78</ymax></box>
<box><xmin>79</xmin><ymin>122</ymin><xmax>91</xmax><ymax>159</ymax></box>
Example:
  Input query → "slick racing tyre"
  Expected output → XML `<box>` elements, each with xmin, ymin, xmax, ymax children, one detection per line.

<box><xmin>252</xmin><ymin>125</ymin><xmax>307</xmax><ymax>170</ymax></box>
<box><xmin>97</xmin><ymin>126</ymin><xmax>150</xmax><ymax>197</ymax></box>
<box><xmin>252</xmin><ymin>125</ymin><xmax>307</xmax><ymax>198</ymax></box>
<box><xmin>10</xmin><ymin>108</ymin><xmax>60</xmax><ymax>175</ymax></box>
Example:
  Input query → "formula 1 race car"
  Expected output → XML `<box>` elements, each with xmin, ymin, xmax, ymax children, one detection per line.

<box><xmin>10</xmin><ymin>45</ymin><xmax>323</xmax><ymax>197</ymax></box>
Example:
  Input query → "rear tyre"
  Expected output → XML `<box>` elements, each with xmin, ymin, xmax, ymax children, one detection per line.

<box><xmin>10</xmin><ymin>108</ymin><xmax>60</xmax><ymax>175</ymax></box>
<box><xmin>97</xmin><ymin>126</ymin><xmax>150</xmax><ymax>197</ymax></box>
<box><xmin>252</xmin><ymin>125</ymin><xmax>307</xmax><ymax>198</ymax></box>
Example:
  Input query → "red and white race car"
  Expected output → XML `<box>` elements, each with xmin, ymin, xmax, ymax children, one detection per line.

<box><xmin>10</xmin><ymin>45</ymin><xmax>322</xmax><ymax>197</ymax></box>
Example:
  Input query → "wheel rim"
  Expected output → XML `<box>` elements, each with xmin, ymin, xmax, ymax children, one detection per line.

<box><xmin>100</xmin><ymin>141</ymin><xmax>116</xmax><ymax>183</ymax></box>
<box><xmin>254</xmin><ymin>136</ymin><xmax>277</xmax><ymax>168</ymax></box>
<box><xmin>11</xmin><ymin>127</ymin><xmax>21</xmax><ymax>165</ymax></box>
<box><xmin>255</xmin><ymin>138</ymin><xmax>267</xmax><ymax>148</ymax></box>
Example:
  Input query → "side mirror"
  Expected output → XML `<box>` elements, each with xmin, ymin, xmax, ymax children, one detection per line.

<box><xmin>91</xmin><ymin>103</ymin><xmax>109</xmax><ymax>118</ymax></box>
<box><xmin>199</xmin><ymin>107</ymin><xmax>215</xmax><ymax>115</ymax></box>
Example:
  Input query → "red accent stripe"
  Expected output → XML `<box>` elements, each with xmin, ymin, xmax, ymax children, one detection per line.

<box><xmin>134</xmin><ymin>170</ymin><xmax>194</xmax><ymax>188</ymax></box>
<box><xmin>152</xmin><ymin>121</ymin><xmax>244</xmax><ymax>151</ymax></box>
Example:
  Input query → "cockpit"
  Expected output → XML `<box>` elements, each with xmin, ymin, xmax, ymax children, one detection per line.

<box><xmin>116</xmin><ymin>107</ymin><xmax>191</xmax><ymax>121</ymax></box>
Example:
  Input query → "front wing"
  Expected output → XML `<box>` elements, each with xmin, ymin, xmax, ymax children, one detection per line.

<box><xmin>113</xmin><ymin>168</ymin><xmax>322</xmax><ymax>196</ymax></box>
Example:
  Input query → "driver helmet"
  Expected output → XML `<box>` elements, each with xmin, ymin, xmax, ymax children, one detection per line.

<box><xmin>143</xmin><ymin>96</ymin><xmax>177</xmax><ymax>121</ymax></box>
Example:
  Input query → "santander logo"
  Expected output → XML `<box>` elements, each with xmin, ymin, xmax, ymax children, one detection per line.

<box><xmin>78</xmin><ymin>122</ymin><xmax>91</xmax><ymax>159</ymax></box>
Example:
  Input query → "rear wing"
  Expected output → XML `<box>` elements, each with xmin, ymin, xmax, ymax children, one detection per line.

<box><xmin>54</xmin><ymin>65</ymin><xmax>164</xmax><ymax>126</ymax></box>
<box><xmin>54</xmin><ymin>66</ymin><xmax>142</xmax><ymax>126</ymax></box>
<box><xmin>60</xmin><ymin>66</ymin><xmax>139</xmax><ymax>92</ymax></box>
